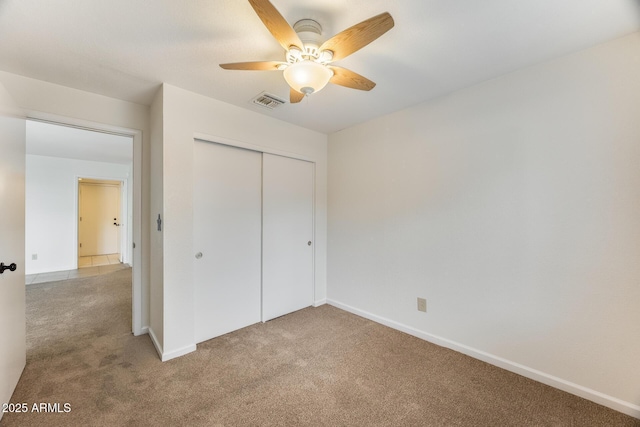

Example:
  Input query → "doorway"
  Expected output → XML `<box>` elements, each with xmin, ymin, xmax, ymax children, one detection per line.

<box><xmin>78</xmin><ymin>178</ymin><xmax>126</xmax><ymax>268</ymax></box>
<box><xmin>24</xmin><ymin>117</ymin><xmax>143</xmax><ymax>335</ymax></box>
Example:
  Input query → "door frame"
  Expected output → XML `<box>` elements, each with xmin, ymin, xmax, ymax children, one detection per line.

<box><xmin>76</xmin><ymin>178</ymin><xmax>128</xmax><ymax>262</ymax></box>
<box><xmin>193</xmin><ymin>132</ymin><xmax>317</xmax><ymax>316</ymax></box>
<box><xmin>27</xmin><ymin>113</ymin><xmax>144</xmax><ymax>336</ymax></box>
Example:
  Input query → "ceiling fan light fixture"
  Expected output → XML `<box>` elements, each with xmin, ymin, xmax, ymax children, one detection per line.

<box><xmin>283</xmin><ymin>60</ymin><xmax>333</xmax><ymax>96</ymax></box>
<box><xmin>220</xmin><ymin>2</ymin><xmax>395</xmax><ymax>103</ymax></box>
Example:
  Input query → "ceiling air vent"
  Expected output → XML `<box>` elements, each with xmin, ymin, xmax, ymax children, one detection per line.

<box><xmin>251</xmin><ymin>92</ymin><xmax>286</xmax><ymax>109</ymax></box>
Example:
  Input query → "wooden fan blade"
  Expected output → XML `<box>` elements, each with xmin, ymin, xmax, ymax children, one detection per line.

<box><xmin>320</xmin><ymin>12</ymin><xmax>394</xmax><ymax>62</ymax></box>
<box><xmin>248</xmin><ymin>0</ymin><xmax>303</xmax><ymax>51</ymax></box>
<box><xmin>329</xmin><ymin>66</ymin><xmax>376</xmax><ymax>91</ymax></box>
<box><xmin>290</xmin><ymin>88</ymin><xmax>305</xmax><ymax>103</ymax></box>
<box><xmin>220</xmin><ymin>61</ymin><xmax>285</xmax><ymax>71</ymax></box>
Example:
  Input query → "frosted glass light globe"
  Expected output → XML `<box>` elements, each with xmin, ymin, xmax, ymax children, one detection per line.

<box><xmin>283</xmin><ymin>60</ymin><xmax>333</xmax><ymax>95</ymax></box>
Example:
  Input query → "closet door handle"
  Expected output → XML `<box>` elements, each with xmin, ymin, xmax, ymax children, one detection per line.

<box><xmin>308</xmin><ymin>241</ymin><xmax>312</xmax><ymax>246</ymax></box>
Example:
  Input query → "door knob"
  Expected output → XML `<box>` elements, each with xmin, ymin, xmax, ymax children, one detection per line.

<box><xmin>308</xmin><ymin>241</ymin><xmax>312</xmax><ymax>246</ymax></box>
<box><xmin>195</xmin><ymin>252</ymin><xmax>203</xmax><ymax>259</ymax></box>
<box><xmin>0</xmin><ymin>262</ymin><xmax>17</xmax><ymax>274</ymax></box>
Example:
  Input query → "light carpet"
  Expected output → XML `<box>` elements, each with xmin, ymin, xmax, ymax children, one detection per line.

<box><xmin>1</xmin><ymin>269</ymin><xmax>637</xmax><ymax>426</ymax></box>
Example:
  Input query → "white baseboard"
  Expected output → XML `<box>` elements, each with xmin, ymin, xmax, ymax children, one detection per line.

<box><xmin>327</xmin><ymin>299</ymin><xmax>640</xmax><ymax>420</ymax></box>
<box><xmin>313</xmin><ymin>299</ymin><xmax>327</xmax><ymax>307</ymax></box>
<box><xmin>148</xmin><ymin>328</ymin><xmax>196</xmax><ymax>362</ymax></box>
<box><xmin>161</xmin><ymin>343</ymin><xmax>197</xmax><ymax>362</ymax></box>
<box><xmin>148</xmin><ymin>327</ymin><xmax>163</xmax><ymax>359</ymax></box>
<box><xmin>133</xmin><ymin>326</ymin><xmax>149</xmax><ymax>337</ymax></box>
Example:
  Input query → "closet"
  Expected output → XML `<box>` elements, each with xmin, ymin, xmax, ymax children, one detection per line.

<box><xmin>193</xmin><ymin>140</ymin><xmax>314</xmax><ymax>344</ymax></box>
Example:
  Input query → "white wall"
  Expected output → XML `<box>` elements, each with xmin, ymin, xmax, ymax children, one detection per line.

<box><xmin>328</xmin><ymin>32</ymin><xmax>640</xmax><ymax>416</ymax></box>
<box><xmin>154</xmin><ymin>84</ymin><xmax>328</xmax><ymax>360</ymax></box>
<box><xmin>25</xmin><ymin>155</ymin><xmax>132</xmax><ymax>274</ymax></box>
<box><xmin>0</xmin><ymin>71</ymin><xmax>151</xmax><ymax>334</ymax></box>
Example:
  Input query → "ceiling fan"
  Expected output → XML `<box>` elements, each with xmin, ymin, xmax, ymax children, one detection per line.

<box><xmin>220</xmin><ymin>0</ymin><xmax>394</xmax><ymax>104</ymax></box>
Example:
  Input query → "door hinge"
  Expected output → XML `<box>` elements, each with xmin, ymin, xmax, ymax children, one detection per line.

<box><xmin>79</xmin><ymin>216</ymin><xmax>82</xmax><ymax>221</ymax></box>
<box><xmin>79</xmin><ymin>243</ymin><xmax>82</xmax><ymax>248</ymax></box>
<box><xmin>132</xmin><ymin>242</ymin><xmax>136</xmax><ymax>249</ymax></box>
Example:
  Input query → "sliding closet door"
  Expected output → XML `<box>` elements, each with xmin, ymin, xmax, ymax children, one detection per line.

<box><xmin>194</xmin><ymin>141</ymin><xmax>262</xmax><ymax>343</ymax></box>
<box><xmin>262</xmin><ymin>153</ymin><xmax>314</xmax><ymax>322</ymax></box>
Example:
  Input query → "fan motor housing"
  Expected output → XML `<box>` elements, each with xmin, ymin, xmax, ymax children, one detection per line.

<box><xmin>292</xmin><ymin>19</ymin><xmax>323</xmax><ymax>60</ymax></box>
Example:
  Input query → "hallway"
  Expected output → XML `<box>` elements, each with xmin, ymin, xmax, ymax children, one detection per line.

<box><xmin>78</xmin><ymin>253</ymin><xmax>121</xmax><ymax>268</ymax></box>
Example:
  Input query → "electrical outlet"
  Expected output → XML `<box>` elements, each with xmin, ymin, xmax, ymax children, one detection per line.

<box><xmin>417</xmin><ymin>297</ymin><xmax>427</xmax><ymax>313</ymax></box>
<box><xmin>32</xmin><ymin>254</ymin><xmax>37</xmax><ymax>261</ymax></box>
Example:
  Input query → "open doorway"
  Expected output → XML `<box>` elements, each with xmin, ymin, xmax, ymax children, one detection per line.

<box><xmin>78</xmin><ymin>178</ymin><xmax>127</xmax><ymax>268</ymax></box>
<box><xmin>25</xmin><ymin>118</ymin><xmax>142</xmax><ymax>334</ymax></box>
<box><xmin>25</xmin><ymin>120</ymin><xmax>133</xmax><ymax>273</ymax></box>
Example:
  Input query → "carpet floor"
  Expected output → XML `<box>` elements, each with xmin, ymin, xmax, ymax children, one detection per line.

<box><xmin>1</xmin><ymin>269</ymin><xmax>637</xmax><ymax>426</ymax></box>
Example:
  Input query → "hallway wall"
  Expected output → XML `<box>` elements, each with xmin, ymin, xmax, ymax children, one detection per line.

<box><xmin>25</xmin><ymin>154</ymin><xmax>132</xmax><ymax>274</ymax></box>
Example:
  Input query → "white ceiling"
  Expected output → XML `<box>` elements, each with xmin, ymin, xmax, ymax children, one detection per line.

<box><xmin>1</xmin><ymin>1</ymin><xmax>639</xmax><ymax>134</ymax></box>
<box><xmin>27</xmin><ymin>120</ymin><xmax>133</xmax><ymax>165</ymax></box>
